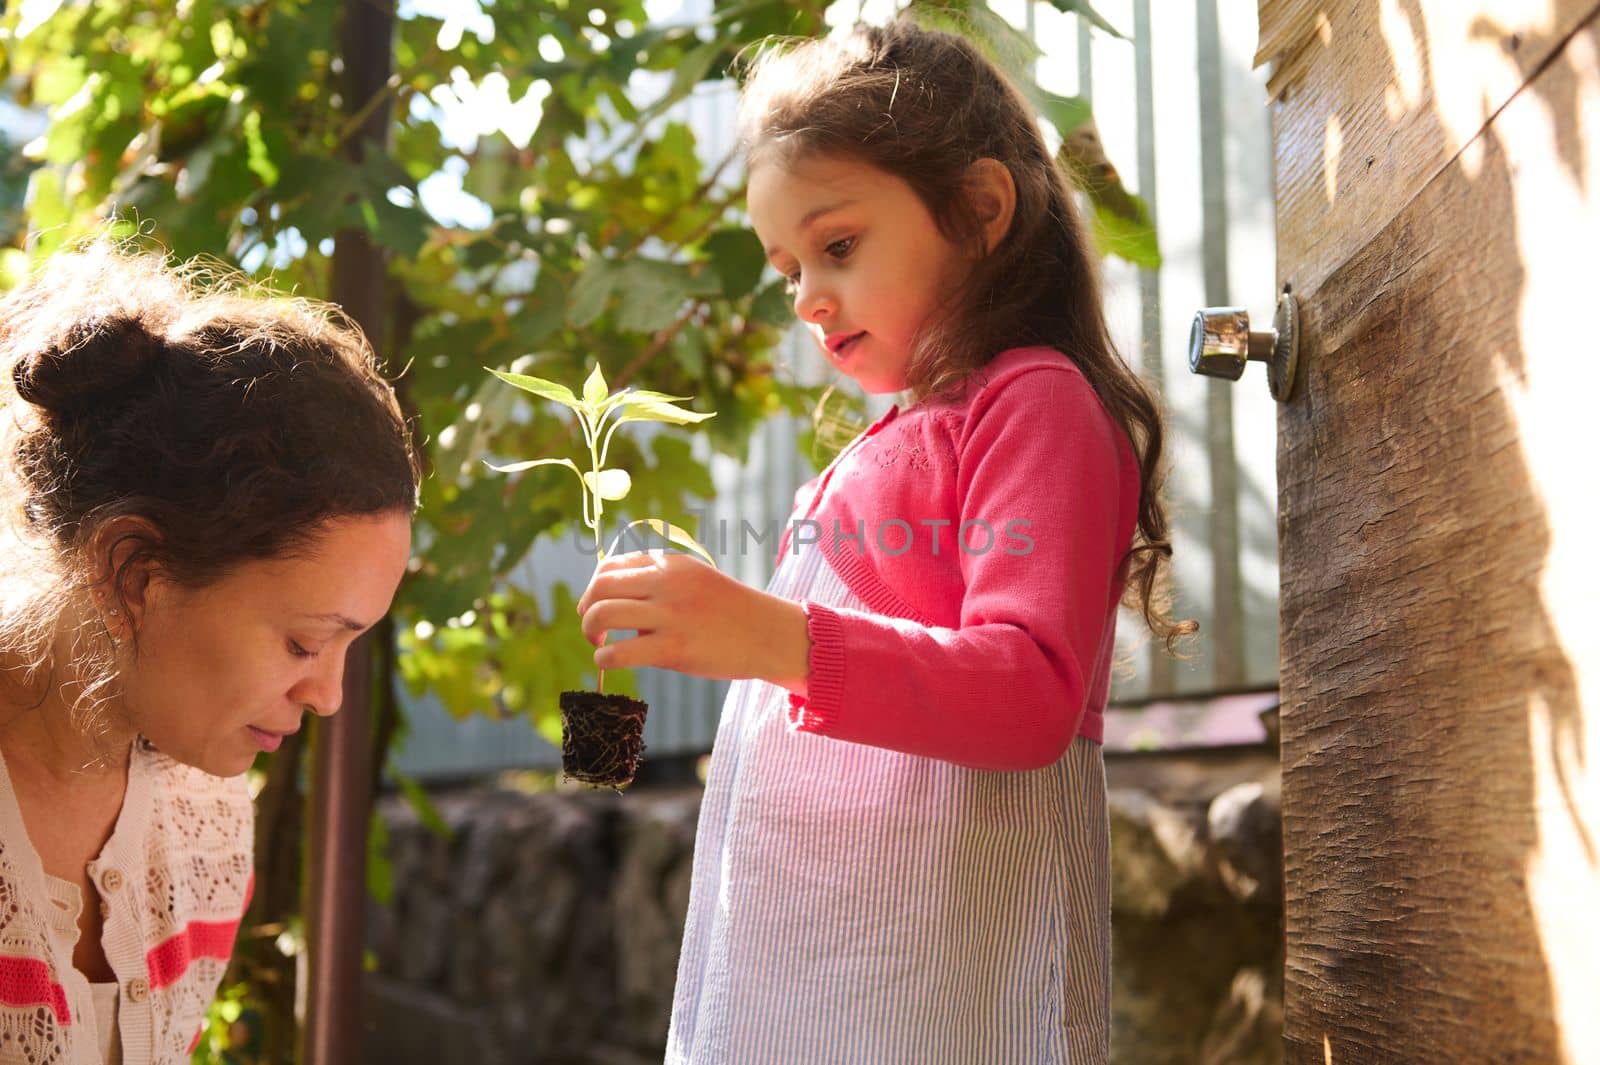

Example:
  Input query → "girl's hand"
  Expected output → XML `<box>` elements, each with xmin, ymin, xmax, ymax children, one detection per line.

<box><xmin>575</xmin><ymin>550</ymin><xmax>810</xmax><ymax>693</ymax></box>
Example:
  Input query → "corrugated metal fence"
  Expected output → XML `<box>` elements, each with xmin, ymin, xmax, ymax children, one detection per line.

<box><xmin>391</xmin><ymin>0</ymin><xmax>1279</xmax><ymax>780</ymax></box>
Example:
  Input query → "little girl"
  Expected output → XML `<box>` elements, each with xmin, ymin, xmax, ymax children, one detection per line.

<box><xmin>574</xmin><ymin>18</ymin><xmax>1191</xmax><ymax>1063</ymax></box>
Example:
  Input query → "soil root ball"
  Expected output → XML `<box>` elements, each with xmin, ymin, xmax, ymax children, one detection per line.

<box><xmin>560</xmin><ymin>690</ymin><xmax>649</xmax><ymax>788</ymax></box>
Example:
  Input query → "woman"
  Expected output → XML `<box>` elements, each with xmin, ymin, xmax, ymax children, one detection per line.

<box><xmin>0</xmin><ymin>242</ymin><xmax>418</xmax><ymax>1064</ymax></box>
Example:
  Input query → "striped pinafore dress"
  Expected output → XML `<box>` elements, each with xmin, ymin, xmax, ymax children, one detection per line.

<box><xmin>665</xmin><ymin>520</ymin><xmax>1114</xmax><ymax>1064</ymax></box>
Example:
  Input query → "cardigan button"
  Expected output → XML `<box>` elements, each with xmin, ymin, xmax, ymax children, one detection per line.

<box><xmin>100</xmin><ymin>868</ymin><xmax>124</xmax><ymax>893</ymax></box>
<box><xmin>126</xmin><ymin>977</ymin><xmax>149</xmax><ymax>1003</ymax></box>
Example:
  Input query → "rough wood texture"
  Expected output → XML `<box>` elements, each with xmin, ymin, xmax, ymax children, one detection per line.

<box><xmin>1276</xmin><ymin>8</ymin><xmax>1600</xmax><ymax>1062</ymax></box>
<box><xmin>1262</xmin><ymin>0</ymin><xmax>1598</xmax><ymax>296</ymax></box>
<box><xmin>1255</xmin><ymin>0</ymin><xmax>1325</xmax><ymax>95</ymax></box>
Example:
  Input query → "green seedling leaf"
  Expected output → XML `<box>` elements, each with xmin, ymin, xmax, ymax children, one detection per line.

<box><xmin>583</xmin><ymin>468</ymin><xmax>633</xmax><ymax>501</ymax></box>
<box><xmin>582</xmin><ymin>363</ymin><xmax>609</xmax><ymax>406</ymax></box>
<box><xmin>615</xmin><ymin>396</ymin><xmax>716</xmax><ymax>426</ymax></box>
<box><xmin>594</xmin><ymin>389</ymin><xmax>714</xmax><ymax>426</ymax></box>
<box><xmin>487</xmin><ymin>369</ymin><xmax>581</xmax><ymax>411</ymax></box>
<box><xmin>607</xmin><ymin>518</ymin><xmax>717</xmax><ymax>568</ymax></box>
<box><xmin>620</xmin><ymin>388</ymin><xmax>694</xmax><ymax>403</ymax></box>
<box><xmin>484</xmin><ymin>456</ymin><xmax>584</xmax><ymax>484</ymax></box>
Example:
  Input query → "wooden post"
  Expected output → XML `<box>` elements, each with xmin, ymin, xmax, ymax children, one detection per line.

<box><xmin>302</xmin><ymin>0</ymin><xmax>395</xmax><ymax>1062</ymax></box>
<box><xmin>1262</xmin><ymin>1</ymin><xmax>1600</xmax><ymax>1058</ymax></box>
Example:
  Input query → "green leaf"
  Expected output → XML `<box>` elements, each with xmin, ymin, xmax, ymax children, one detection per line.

<box><xmin>513</xmin><ymin>266</ymin><xmax>567</xmax><ymax>349</ymax></box>
<box><xmin>395</xmin><ymin>773</ymin><xmax>451</xmax><ymax>838</ymax></box>
<box><xmin>582</xmin><ymin>363</ymin><xmax>609</xmax><ymax>406</ymax></box>
<box><xmin>1057</xmin><ymin>125</ymin><xmax>1161</xmax><ymax>269</ymax></box>
<box><xmin>272</xmin><ymin>153</ymin><xmax>364</xmax><ymax>243</ymax></box>
<box><xmin>624</xmin><ymin>37</ymin><xmax>726</xmax><ymax>137</ymax></box>
<box><xmin>366</xmin><ymin>809</ymin><xmax>393</xmax><ymax>906</ymax></box>
<box><xmin>606</xmin><ymin>518</ymin><xmax>718</xmax><ymax>568</ymax></box>
<box><xmin>30</xmin><ymin>55</ymin><xmax>88</xmax><ymax>107</ymax></box>
<box><xmin>242</xmin><ymin>109</ymin><xmax>280</xmax><ymax>186</ymax></box>
<box><xmin>583</xmin><ymin>468</ymin><xmax>632</xmax><ymax>501</ymax></box>
<box><xmin>348</xmin><ymin>150</ymin><xmax>431</xmax><ymax>259</ymax></box>
<box><xmin>615</xmin><ymin>397</ymin><xmax>716</xmax><ymax>426</ymax></box>
<box><xmin>912</xmin><ymin>2</ymin><xmax>1041</xmax><ymax>75</ymax></box>
<box><xmin>484</xmin><ymin>456</ymin><xmax>584</xmax><ymax>484</ymax></box>
<box><xmin>487</xmin><ymin>369</ymin><xmax>581</xmax><ymax>411</ymax></box>
<box><xmin>704</xmin><ymin>227</ymin><xmax>766</xmax><ymax>299</ymax></box>
<box><xmin>1037</xmin><ymin>90</ymin><xmax>1093</xmax><ymax>138</ymax></box>
<box><xmin>23</xmin><ymin>168</ymin><xmax>70</xmax><ymax>244</ymax></box>
<box><xmin>621</xmin><ymin>389</ymin><xmax>695</xmax><ymax>403</ymax></box>
<box><xmin>1090</xmin><ymin>194</ymin><xmax>1161</xmax><ymax>269</ymax></box>
<box><xmin>749</xmin><ymin>278</ymin><xmax>793</xmax><ymax>326</ymax></box>
<box><xmin>1042</xmin><ymin>0</ymin><xmax>1128</xmax><ymax>39</ymax></box>
<box><xmin>612</xmin><ymin>258</ymin><xmax>719</xmax><ymax>334</ymax></box>
<box><xmin>567</xmin><ymin>258</ymin><xmax>618</xmax><ymax>327</ymax></box>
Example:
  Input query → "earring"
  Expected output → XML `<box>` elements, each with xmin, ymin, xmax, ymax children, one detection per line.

<box><xmin>108</xmin><ymin>608</ymin><xmax>120</xmax><ymax>617</ymax></box>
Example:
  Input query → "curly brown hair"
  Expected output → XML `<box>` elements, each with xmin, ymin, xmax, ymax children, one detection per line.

<box><xmin>0</xmin><ymin>240</ymin><xmax>420</xmax><ymax>751</ymax></box>
<box><xmin>737</xmin><ymin>17</ymin><xmax>1196</xmax><ymax>653</ymax></box>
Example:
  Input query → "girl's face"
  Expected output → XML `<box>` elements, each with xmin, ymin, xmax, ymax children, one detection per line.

<box><xmin>112</xmin><ymin>512</ymin><xmax>412</xmax><ymax>778</ymax></box>
<box><xmin>748</xmin><ymin>153</ymin><xmax>971</xmax><ymax>394</ymax></box>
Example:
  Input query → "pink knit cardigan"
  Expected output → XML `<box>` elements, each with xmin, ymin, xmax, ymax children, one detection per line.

<box><xmin>776</xmin><ymin>346</ymin><xmax>1142</xmax><ymax>770</ymax></box>
<box><xmin>0</xmin><ymin>740</ymin><xmax>254</xmax><ymax>1064</ymax></box>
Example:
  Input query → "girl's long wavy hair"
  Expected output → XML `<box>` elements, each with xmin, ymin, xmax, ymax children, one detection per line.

<box><xmin>737</xmin><ymin>18</ymin><xmax>1196</xmax><ymax>652</ymax></box>
<box><xmin>0</xmin><ymin>240</ymin><xmax>420</xmax><ymax>761</ymax></box>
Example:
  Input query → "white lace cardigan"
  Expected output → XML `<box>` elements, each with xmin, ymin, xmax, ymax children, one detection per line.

<box><xmin>0</xmin><ymin>739</ymin><xmax>254</xmax><ymax>1064</ymax></box>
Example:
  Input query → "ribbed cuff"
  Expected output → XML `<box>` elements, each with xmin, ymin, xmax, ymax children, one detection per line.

<box><xmin>786</xmin><ymin>599</ymin><xmax>847</xmax><ymax>735</ymax></box>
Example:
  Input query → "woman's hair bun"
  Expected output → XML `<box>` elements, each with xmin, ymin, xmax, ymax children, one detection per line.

<box><xmin>12</xmin><ymin>314</ymin><xmax>164</xmax><ymax>416</ymax></box>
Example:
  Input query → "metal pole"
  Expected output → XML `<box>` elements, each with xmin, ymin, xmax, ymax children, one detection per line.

<box><xmin>1133</xmin><ymin>0</ymin><xmax>1176</xmax><ymax>696</ymax></box>
<box><xmin>1196</xmin><ymin>0</ymin><xmax>1245</xmax><ymax>688</ymax></box>
<box><xmin>303</xmin><ymin>1</ymin><xmax>395</xmax><ymax>1062</ymax></box>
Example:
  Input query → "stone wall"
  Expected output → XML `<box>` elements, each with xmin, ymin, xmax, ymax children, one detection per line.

<box><xmin>1107</xmin><ymin>749</ymin><xmax>1283</xmax><ymax>1065</ymax></box>
<box><xmin>363</xmin><ymin>747</ymin><xmax>1282</xmax><ymax>1064</ymax></box>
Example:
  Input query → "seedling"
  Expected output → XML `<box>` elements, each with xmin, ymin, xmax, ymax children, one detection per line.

<box><xmin>487</xmin><ymin>362</ymin><xmax>716</xmax><ymax>788</ymax></box>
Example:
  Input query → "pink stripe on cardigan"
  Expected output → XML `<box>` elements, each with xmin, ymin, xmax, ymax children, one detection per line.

<box><xmin>0</xmin><ymin>955</ymin><xmax>72</xmax><ymax>1024</ymax></box>
<box><xmin>146</xmin><ymin>871</ymin><xmax>254</xmax><ymax>990</ymax></box>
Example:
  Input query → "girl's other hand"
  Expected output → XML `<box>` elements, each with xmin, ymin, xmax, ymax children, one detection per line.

<box><xmin>575</xmin><ymin>551</ymin><xmax>810</xmax><ymax>694</ymax></box>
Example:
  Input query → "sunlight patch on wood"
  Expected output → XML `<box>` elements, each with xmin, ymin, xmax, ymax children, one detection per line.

<box><xmin>1378</xmin><ymin>0</ymin><xmax>1426</xmax><ymax>118</ymax></box>
<box><xmin>1323</xmin><ymin>113</ymin><xmax>1343</xmax><ymax>202</ymax></box>
<box><xmin>1414</xmin><ymin>3</ymin><xmax>1568</xmax><ymax>180</ymax></box>
<box><xmin>1500</xmin><ymin>21</ymin><xmax>1600</xmax><ymax>1061</ymax></box>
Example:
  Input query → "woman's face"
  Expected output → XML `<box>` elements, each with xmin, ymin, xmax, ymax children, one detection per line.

<box><xmin>115</xmin><ymin>512</ymin><xmax>412</xmax><ymax>778</ymax></box>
